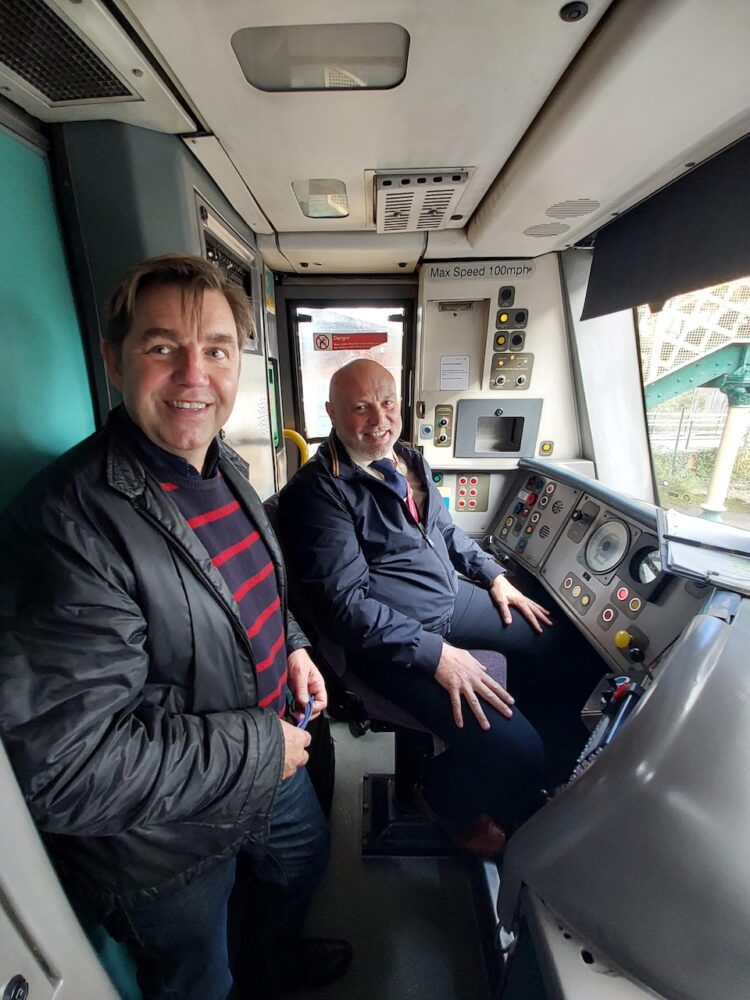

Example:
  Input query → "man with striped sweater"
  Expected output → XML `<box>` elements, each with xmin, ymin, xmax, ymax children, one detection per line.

<box><xmin>0</xmin><ymin>255</ymin><xmax>350</xmax><ymax>1000</ymax></box>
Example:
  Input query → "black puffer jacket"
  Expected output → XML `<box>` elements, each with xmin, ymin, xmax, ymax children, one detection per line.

<box><xmin>0</xmin><ymin>411</ymin><xmax>307</xmax><ymax>906</ymax></box>
<box><xmin>277</xmin><ymin>433</ymin><xmax>503</xmax><ymax>675</ymax></box>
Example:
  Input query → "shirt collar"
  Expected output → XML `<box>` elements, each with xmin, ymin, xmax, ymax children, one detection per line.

<box><xmin>116</xmin><ymin>406</ymin><xmax>222</xmax><ymax>480</ymax></box>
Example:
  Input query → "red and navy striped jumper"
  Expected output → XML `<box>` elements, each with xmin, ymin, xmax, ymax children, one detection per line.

<box><xmin>121</xmin><ymin>413</ymin><xmax>288</xmax><ymax>715</ymax></box>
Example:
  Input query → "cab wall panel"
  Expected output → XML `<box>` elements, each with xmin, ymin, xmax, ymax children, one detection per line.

<box><xmin>0</xmin><ymin>127</ymin><xmax>95</xmax><ymax>509</ymax></box>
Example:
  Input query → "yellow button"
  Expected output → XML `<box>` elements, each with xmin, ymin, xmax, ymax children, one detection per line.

<box><xmin>571</xmin><ymin>585</ymin><xmax>582</xmax><ymax>598</ymax></box>
<box><xmin>581</xmin><ymin>595</ymin><xmax>591</xmax><ymax>607</ymax></box>
<box><xmin>499</xmin><ymin>313</ymin><xmax>508</xmax><ymax>323</ymax></box>
<box><xmin>505</xmin><ymin>517</ymin><xmax>513</xmax><ymax>527</ymax></box>
<box><xmin>629</xmin><ymin>597</ymin><xmax>642</xmax><ymax>612</ymax></box>
<box><xmin>541</xmin><ymin>443</ymin><xmax>552</xmax><ymax>453</ymax></box>
<box><xmin>614</xmin><ymin>629</ymin><xmax>632</xmax><ymax>650</ymax></box>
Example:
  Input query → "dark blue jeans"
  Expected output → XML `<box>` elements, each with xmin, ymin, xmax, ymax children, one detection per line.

<box><xmin>356</xmin><ymin>574</ymin><xmax>605</xmax><ymax>824</ymax></box>
<box><xmin>106</xmin><ymin>768</ymin><xmax>329</xmax><ymax>1000</ymax></box>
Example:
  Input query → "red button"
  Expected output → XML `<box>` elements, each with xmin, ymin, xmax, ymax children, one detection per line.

<box><xmin>616</xmin><ymin>587</ymin><xmax>629</xmax><ymax>601</ymax></box>
<box><xmin>521</xmin><ymin>507</ymin><xmax>531</xmax><ymax>517</ymax></box>
<box><xmin>470</xmin><ymin>477</ymin><xmax>478</xmax><ymax>486</ymax></box>
<box><xmin>468</xmin><ymin>500</ymin><xmax>476</xmax><ymax>508</ymax></box>
<box><xmin>602</xmin><ymin>608</ymin><xmax>614</xmax><ymax>622</ymax></box>
<box><xmin>459</xmin><ymin>477</ymin><xmax>467</xmax><ymax>485</ymax></box>
<box><xmin>469</xmin><ymin>488</ymin><xmax>477</xmax><ymax>497</ymax></box>
<box><xmin>526</xmin><ymin>493</ymin><xmax>538</xmax><ymax>505</ymax></box>
<box><xmin>458</xmin><ymin>488</ymin><xmax>466</xmax><ymax>496</ymax></box>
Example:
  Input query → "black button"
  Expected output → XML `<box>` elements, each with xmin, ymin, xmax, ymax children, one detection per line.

<box><xmin>4</xmin><ymin>975</ymin><xmax>29</xmax><ymax>1000</ymax></box>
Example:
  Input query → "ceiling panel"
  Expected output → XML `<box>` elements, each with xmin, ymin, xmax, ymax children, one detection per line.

<box><xmin>116</xmin><ymin>0</ymin><xmax>611</xmax><ymax>233</ymax></box>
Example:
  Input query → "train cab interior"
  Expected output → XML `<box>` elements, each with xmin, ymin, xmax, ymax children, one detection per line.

<box><xmin>1</xmin><ymin>1</ymin><xmax>750</xmax><ymax>998</ymax></box>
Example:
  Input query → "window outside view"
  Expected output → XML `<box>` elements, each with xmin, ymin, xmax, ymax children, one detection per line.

<box><xmin>295</xmin><ymin>305</ymin><xmax>405</xmax><ymax>439</ymax></box>
<box><xmin>636</xmin><ymin>277</ymin><xmax>750</xmax><ymax>533</ymax></box>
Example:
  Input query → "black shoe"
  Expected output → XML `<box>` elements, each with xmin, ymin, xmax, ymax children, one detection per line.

<box><xmin>257</xmin><ymin>938</ymin><xmax>353</xmax><ymax>997</ymax></box>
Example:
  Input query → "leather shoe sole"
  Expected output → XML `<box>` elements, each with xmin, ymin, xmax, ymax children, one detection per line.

<box><xmin>413</xmin><ymin>786</ymin><xmax>507</xmax><ymax>858</ymax></box>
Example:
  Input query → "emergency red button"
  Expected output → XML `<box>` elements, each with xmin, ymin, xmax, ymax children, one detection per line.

<box><xmin>526</xmin><ymin>493</ymin><xmax>538</xmax><ymax>505</ymax></box>
<box><xmin>616</xmin><ymin>587</ymin><xmax>629</xmax><ymax>601</ymax></box>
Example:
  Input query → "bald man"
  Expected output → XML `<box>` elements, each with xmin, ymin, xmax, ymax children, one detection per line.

<box><xmin>278</xmin><ymin>360</ymin><xmax>603</xmax><ymax>850</ymax></box>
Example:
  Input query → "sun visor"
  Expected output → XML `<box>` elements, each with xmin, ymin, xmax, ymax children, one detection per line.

<box><xmin>582</xmin><ymin>134</ymin><xmax>750</xmax><ymax>320</ymax></box>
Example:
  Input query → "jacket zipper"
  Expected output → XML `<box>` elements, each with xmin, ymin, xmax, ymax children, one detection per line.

<box><xmin>360</xmin><ymin>472</ymin><xmax>455</xmax><ymax>578</ymax></box>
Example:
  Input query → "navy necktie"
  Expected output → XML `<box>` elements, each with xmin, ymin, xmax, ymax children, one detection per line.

<box><xmin>369</xmin><ymin>458</ymin><xmax>408</xmax><ymax>500</ymax></box>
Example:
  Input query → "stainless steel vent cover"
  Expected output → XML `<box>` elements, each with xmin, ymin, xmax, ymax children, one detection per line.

<box><xmin>0</xmin><ymin>0</ymin><xmax>132</xmax><ymax>103</ymax></box>
<box><xmin>375</xmin><ymin>169</ymin><xmax>470</xmax><ymax>233</ymax></box>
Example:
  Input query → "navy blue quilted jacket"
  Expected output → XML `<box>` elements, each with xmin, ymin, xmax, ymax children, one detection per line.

<box><xmin>277</xmin><ymin>433</ymin><xmax>503</xmax><ymax>674</ymax></box>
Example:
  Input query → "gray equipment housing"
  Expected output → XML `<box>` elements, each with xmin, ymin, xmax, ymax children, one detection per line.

<box><xmin>498</xmin><ymin>592</ymin><xmax>750</xmax><ymax>1000</ymax></box>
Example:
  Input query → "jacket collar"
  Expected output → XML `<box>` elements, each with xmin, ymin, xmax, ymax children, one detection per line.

<box><xmin>324</xmin><ymin>431</ymin><xmax>414</xmax><ymax>479</ymax></box>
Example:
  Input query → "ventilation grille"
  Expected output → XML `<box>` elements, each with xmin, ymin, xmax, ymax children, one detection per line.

<box><xmin>523</xmin><ymin>222</ymin><xmax>570</xmax><ymax>238</ymax></box>
<box><xmin>375</xmin><ymin>169</ymin><xmax>470</xmax><ymax>233</ymax></box>
<box><xmin>546</xmin><ymin>198</ymin><xmax>600</xmax><ymax>219</ymax></box>
<box><xmin>0</xmin><ymin>0</ymin><xmax>132</xmax><ymax>103</ymax></box>
<box><xmin>539</xmin><ymin>524</ymin><xmax>551</xmax><ymax>539</ymax></box>
<box><xmin>205</xmin><ymin>235</ymin><xmax>252</xmax><ymax>294</ymax></box>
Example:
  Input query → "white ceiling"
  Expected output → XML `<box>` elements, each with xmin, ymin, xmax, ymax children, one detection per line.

<box><xmin>7</xmin><ymin>0</ymin><xmax>750</xmax><ymax>272</ymax></box>
<box><xmin>116</xmin><ymin>0</ymin><xmax>611</xmax><ymax>233</ymax></box>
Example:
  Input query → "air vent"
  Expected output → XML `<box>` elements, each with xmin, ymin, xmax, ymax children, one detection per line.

<box><xmin>375</xmin><ymin>169</ymin><xmax>470</xmax><ymax>233</ymax></box>
<box><xmin>523</xmin><ymin>222</ymin><xmax>570</xmax><ymax>237</ymax></box>
<box><xmin>539</xmin><ymin>524</ymin><xmax>551</xmax><ymax>539</ymax></box>
<box><xmin>0</xmin><ymin>0</ymin><xmax>132</xmax><ymax>103</ymax></box>
<box><xmin>545</xmin><ymin>199</ymin><xmax>600</xmax><ymax>219</ymax></box>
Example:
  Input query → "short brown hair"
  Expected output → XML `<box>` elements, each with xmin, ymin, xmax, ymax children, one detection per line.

<box><xmin>104</xmin><ymin>253</ymin><xmax>254</xmax><ymax>352</ymax></box>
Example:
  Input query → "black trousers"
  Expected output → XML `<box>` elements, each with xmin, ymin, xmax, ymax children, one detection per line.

<box><xmin>355</xmin><ymin>572</ymin><xmax>605</xmax><ymax>826</ymax></box>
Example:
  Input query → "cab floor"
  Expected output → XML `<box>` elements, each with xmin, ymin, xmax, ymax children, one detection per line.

<box><xmin>289</xmin><ymin>721</ymin><xmax>492</xmax><ymax>1000</ymax></box>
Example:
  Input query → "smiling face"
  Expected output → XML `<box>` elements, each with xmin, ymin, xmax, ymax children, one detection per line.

<box><xmin>326</xmin><ymin>360</ymin><xmax>402</xmax><ymax>461</ymax></box>
<box><xmin>102</xmin><ymin>284</ymin><xmax>241</xmax><ymax>472</ymax></box>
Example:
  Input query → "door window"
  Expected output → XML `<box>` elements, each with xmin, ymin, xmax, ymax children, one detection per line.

<box><xmin>293</xmin><ymin>304</ymin><xmax>405</xmax><ymax>440</ymax></box>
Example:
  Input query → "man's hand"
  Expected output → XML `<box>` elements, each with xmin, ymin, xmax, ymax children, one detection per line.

<box><xmin>280</xmin><ymin>719</ymin><xmax>312</xmax><ymax>779</ymax></box>
<box><xmin>434</xmin><ymin>643</ymin><xmax>514</xmax><ymax>730</ymax></box>
<box><xmin>287</xmin><ymin>647</ymin><xmax>328</xmax><ymax>723</ymax></box>
<box><xmin>490</xmin><ymin>574</ymin><xmax>553</xmax><ymax>634</ymax></box>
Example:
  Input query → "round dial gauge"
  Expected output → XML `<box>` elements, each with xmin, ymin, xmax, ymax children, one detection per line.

<box><xmin>631</xmin><ymin>546</ymin><xmax>662</xmax><ymax>585</ymax></box>
<box><xmin>584</xmin><ymin>519</ymin><xmax>630</xmax><ymax>574</ymax></box>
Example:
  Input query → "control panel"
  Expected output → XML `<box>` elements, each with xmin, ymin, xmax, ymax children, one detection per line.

<box><xmin>489</xmin><ymin>352</ymin><xmax>535</xmax><ymax>390</ymax></box>
<box><xmin>496</xmin><ymin>471</ymin><xmax>581</xmax><ymax>568</ymax></box>
<box><xmin>434</xmin><ymin>403</ymin><xmax>453</xmax><ymax>447</ymax></box>
<box><xmin>431</xmin><ymin>471</ymin><xmax>492</xmax><ymax>513</ymax></box>
<box><xmin>415</xmin><ymin>256</ymin><xmax>580</xmax><ymax>468</ymax></box>
<box><xmin>492</xmin><ymin>463</ymin><xmax>709</xmax><ymax>672</ymax></box>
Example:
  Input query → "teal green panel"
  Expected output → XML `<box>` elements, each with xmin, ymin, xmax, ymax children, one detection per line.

<box><xmin>644</xmin><ymin>345</ymin><xmax>744</xmax><ymax>410</ymax></box>
<box><xmin>0</xmin><ymin>129</ymin><xmax>95</xmax><ymax>510</ymax></box>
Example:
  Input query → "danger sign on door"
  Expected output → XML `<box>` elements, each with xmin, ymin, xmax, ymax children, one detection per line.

<box><xmin>313</xmin><ymin>332</ymin><xmax>387</xmax><ymax>351</ymax></box>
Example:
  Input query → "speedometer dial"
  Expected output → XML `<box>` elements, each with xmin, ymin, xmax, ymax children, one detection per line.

<box><xmin>584</xmin><ymin>519</ymin><xmax>630</xmax><ymax>574</ymax></box>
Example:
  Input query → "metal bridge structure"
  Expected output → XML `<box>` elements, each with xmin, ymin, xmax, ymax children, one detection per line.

<box><xmin>638</xmin><ymin>278</ymin><xmax>750</xmax><ymax>519</ymax></box>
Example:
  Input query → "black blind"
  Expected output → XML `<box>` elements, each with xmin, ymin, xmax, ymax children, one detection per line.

<box><xmin>582</xmin><ymin>134</ymin><xmax>750</xmax><ymax>320</ymax></box>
